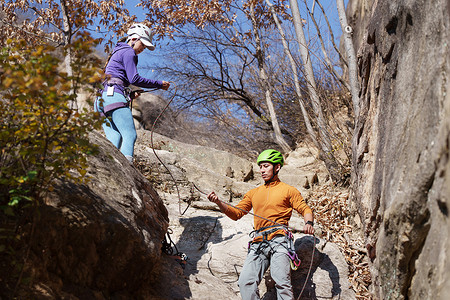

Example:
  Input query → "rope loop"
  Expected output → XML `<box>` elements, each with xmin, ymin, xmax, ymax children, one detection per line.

<box><xmin>149</xmin><ymin>82</ymin><xmax>191</xmax><ymax>215</ymax></box>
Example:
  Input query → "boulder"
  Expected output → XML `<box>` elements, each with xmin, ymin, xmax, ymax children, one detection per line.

<box><xmin>280</xmin><ymin>145</ymin><xmax>330</xmax><ymax>191</ymax></box>
<box><xmin>14</xmin><ymin>131</ymin><xmax>172</xmax><ymax>299</ymax></box>
<box><xmin>8</xmin><ymin>127</ymin><xmax>356</xmax><ymax>299</ymax></box>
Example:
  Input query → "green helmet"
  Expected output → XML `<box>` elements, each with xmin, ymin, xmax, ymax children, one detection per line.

<box><xmin>257</xmin><ymin>149</ymin><xmax>284</xmax><ymax>167</ymax></box>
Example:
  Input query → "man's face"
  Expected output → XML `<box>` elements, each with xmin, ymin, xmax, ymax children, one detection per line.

<box><xmin>259</xmin><ymin>162</ymin><xmax>280</xmax><ymax>182</ymax></box>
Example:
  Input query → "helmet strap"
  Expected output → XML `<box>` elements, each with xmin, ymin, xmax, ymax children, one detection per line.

<box><xmin>265</xmin><ymin>163</ymin><xmax>281</xmax><ymax>183</ymax></box>
<box><xmin>131</xmin><ymin>38</ymin><xmax>138</xmax><ymax>49</ymax></box>
<box><xmin>273</xmin><ymin>163</ymin><xmax>281</xmax><ymax>175</ymax></box>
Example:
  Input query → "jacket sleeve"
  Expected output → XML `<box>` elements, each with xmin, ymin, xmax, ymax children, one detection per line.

<box><xmin>123</xmin><ymin>50</ymin><xmax>163</xmax><ymax>89</ymax></box>
<box><xmin>289</xmin><ymin>187</ymin><xmax>313</xmax><ymax>216</ymax></box>
<box><xmin>224</xmin><ymin>191</ymin><xmax>253</xmax><ymax>221</ymax></box>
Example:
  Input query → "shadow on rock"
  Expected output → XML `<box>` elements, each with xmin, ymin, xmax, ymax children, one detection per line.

<box><xmin>16</xmin><ymin>175</ymin><xmax>171</xmax><ymax>299</ymax></box>
<box><xmin>261</xmin><ymin>235</ymin><xmax>342</xmax><ymax>300</ymax></box>
<box><xmin>292</xmin><ymin>236</ymin><xmax>342</xmax><ymax>300</ymax></box>
<box><xmin>175</xmin><ymin>215</ymin><xmax>223</xmax><ymax>276</ymax></box>
<box><xmin>157</xmin><ymin>214</ymin><xmax>244</xmax><ymax>299</ymax></box>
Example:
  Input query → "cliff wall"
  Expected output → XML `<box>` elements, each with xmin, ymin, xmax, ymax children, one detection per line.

<box><xmin>348</xmin><ymin>0</ymin><xmax>450</xmax><ymax>298</ymax></box>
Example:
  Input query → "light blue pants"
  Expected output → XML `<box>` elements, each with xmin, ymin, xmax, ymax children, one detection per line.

<box><xmin>95</xmin><ymin>92</ymin><xmax>136</xmax><ymax>160</ymax></box>
<box><xmin>238</xmin><ymin>236</ymin><xmax>293</xmax><ymax>300</ymax></box>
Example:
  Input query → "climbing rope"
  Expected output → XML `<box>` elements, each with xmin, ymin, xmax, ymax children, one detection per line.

<box><xmin>296</xmin><ymin>238</ymin><xmax>316</xmax><ymax>300</ymax></box>
<box><xmin>127</xmin><ymin>87</ymin><xmax>158</xmax><ymax>113</ymax></box>
<box><xmin>149</xmin><ymin>82</ymin><xmax>190</xmax><ymax>215</ymax></box>
<box><xmin>192</xmin><ymin>183</ymin><xmax>316</xmax><ymax>299</ymax></box>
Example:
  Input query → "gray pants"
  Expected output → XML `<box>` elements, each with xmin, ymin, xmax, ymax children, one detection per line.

<box><xmin>238</xmin><ymin>236</ymin><xmax>293</xmax><ymax>300</ymax></box>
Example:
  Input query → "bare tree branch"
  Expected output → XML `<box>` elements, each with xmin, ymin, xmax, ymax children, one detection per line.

<box><xmin>304</xmin><ymin>0</ymin><xmax>350</xmax><ymax>91</ymax></box>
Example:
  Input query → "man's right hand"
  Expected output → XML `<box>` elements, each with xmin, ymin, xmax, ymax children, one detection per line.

<box><xmin>207</xmin><ymin>191</ymin><xmax>219</xmax><ymax>204</ymax></box>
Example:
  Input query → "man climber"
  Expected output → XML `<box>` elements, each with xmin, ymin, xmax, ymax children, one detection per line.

<box><xmin>207</xmin><ymin>149</ymin><xmax>314</xmax><ymax>300</ymax></box>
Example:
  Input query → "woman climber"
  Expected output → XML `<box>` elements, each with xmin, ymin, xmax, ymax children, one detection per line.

<box><xmin>95</xmin><ymin>23</ymin><xmax>170</xmax><ymax>163</ymax></box>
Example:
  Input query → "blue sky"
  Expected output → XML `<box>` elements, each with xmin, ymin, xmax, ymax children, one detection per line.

<box><xmin>100</xmin><ymin>0</ymin><xmax>349</xmax><ymax>78</ymax></box>
<box><xmin>122</xmin><ymin>0</ymin><xmax>347</xmax><ymax>44</ymax></box>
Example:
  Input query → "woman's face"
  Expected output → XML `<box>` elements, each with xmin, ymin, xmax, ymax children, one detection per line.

<box><xmin>131</xmin><ymin>39</ymin><xmax>146</xmax><ymax>55</ymax></box>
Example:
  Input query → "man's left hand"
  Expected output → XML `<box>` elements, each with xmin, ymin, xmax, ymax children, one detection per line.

<box><xmin>303</xmin><ymin>223</ymin><xmax>315</xmax><ymax>235</ymax></box>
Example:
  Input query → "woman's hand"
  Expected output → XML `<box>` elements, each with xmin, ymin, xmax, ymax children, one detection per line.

<box><xmin>161</xmin><ymin>81</ymin><xmax>170</xmax><ymax>90</ymax></box>
<box><xmin>130</xmin><ymin>91</ymin><xmax>142</xmax><ymax>99</ymax></box>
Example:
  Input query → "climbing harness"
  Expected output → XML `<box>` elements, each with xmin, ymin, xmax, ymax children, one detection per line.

<box><xmin>161</xmin><ymin>228</ymin><xmax>188</xmax><ymax>269</ymax></box>
<box><xmin>192</xmin><ymin>182</ymin><xmax>316</xmax><ymax>299</ymax></box>
<box><xmin>282</xmin><ymin>227</ymin><xmax>302</xmax><ymax>271</ymax></box>
<box><xmin>95</xmin><ymin>78</ymin><xmax>128</xmax><ymax>117</ymax></box>
<box><xmin>249</xmin><ymin>225</ymin><xmax>301</xmax><ymax>271</ymax></box>
<box><xmin>95</xmin><ymin>78</ymin><xmax>152</xmax><ymax>117</ymax></box>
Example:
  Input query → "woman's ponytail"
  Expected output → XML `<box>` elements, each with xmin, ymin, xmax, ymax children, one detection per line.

<box><xmin>103</xmin><ymin>36</ymin><xmax>128</xmax><ymax>70</ymax></box>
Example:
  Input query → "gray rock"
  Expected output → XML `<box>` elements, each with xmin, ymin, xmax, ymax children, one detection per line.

<box><xmin>12</xmin><ymin>126</ymin><xmax>356</xmax><ymax>299</ymax></box>
<box><xmin>348</xmin><ymin>0</ymin><xmax>450</xmax><ymax>298</ymax></box>
<box><xmin>19</xmin><ymin>131</ymin><xmax>172</xmax><ymax>299</ymax></box>
<box><xmin>139</xmin><ymin>134</ymin><xmax>356</xmax><ymax>299</ymax></box>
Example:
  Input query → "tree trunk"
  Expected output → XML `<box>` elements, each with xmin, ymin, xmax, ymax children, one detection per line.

<box><xmin>265</xmin><ymin>0</ymin><xmax>319</xmax><ymax>150</ymax></box>
<box><xmin>289</xmin><ymin>0</ymin><xmax>342</xmax><ymax>182</ymax></box>
<box><xmin>249</xmin><ymin>3</ymin><xmax>291</xmax><ymax>153</ymax></box>
<box><xmin>60</xmin><ymin>0</ymin><xmax>76</xmax><ymax>110</ymax></box>
<box><xmin>336</xmin><ymin>0</ymin><xmax>360</xmax><ymax>116</ymax></box>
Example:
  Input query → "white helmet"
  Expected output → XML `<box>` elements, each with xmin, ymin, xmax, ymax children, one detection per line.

<box><xmin>127</xmin><ymin>23</ymin><xmax>155</xmax><ymax>51</ymax></box>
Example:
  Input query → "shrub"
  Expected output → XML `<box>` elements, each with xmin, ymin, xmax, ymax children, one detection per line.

<box><xmin>0</xmin><ymin>36</ymin><xmax>104</xmax><ymax>210</ymax></box>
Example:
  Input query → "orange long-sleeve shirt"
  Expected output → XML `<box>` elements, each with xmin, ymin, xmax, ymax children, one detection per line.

<box><xmin>224</xmin><ymin>178</ymin><xmax>313</xmax><ymax>241</ymax></box>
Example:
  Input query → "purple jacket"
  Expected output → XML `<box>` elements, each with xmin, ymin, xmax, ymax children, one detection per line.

<box><xmin>104</xmin><ymin>42</ymin><xmax>163</xmax><ymax>95</ymax></box>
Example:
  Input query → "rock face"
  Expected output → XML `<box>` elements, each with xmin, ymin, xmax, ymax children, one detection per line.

<box><xmin>12</xmin><ymin>129</ymin><xmax>356</xmax><ymax>299</ymax></box>
<box><xmin>133</xmin><ymin>130</ymin><xmax>356</xmax><ymax>299</ymax></box>
<box><xmin>18</xmin><ymin>131</ymin><xmax>171</xmax><ymax>299</ymax></box>
<box><xmin>349</xmin><ymin>0</ymin><xmax>450</xmax><ymax>298</ymax></box>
